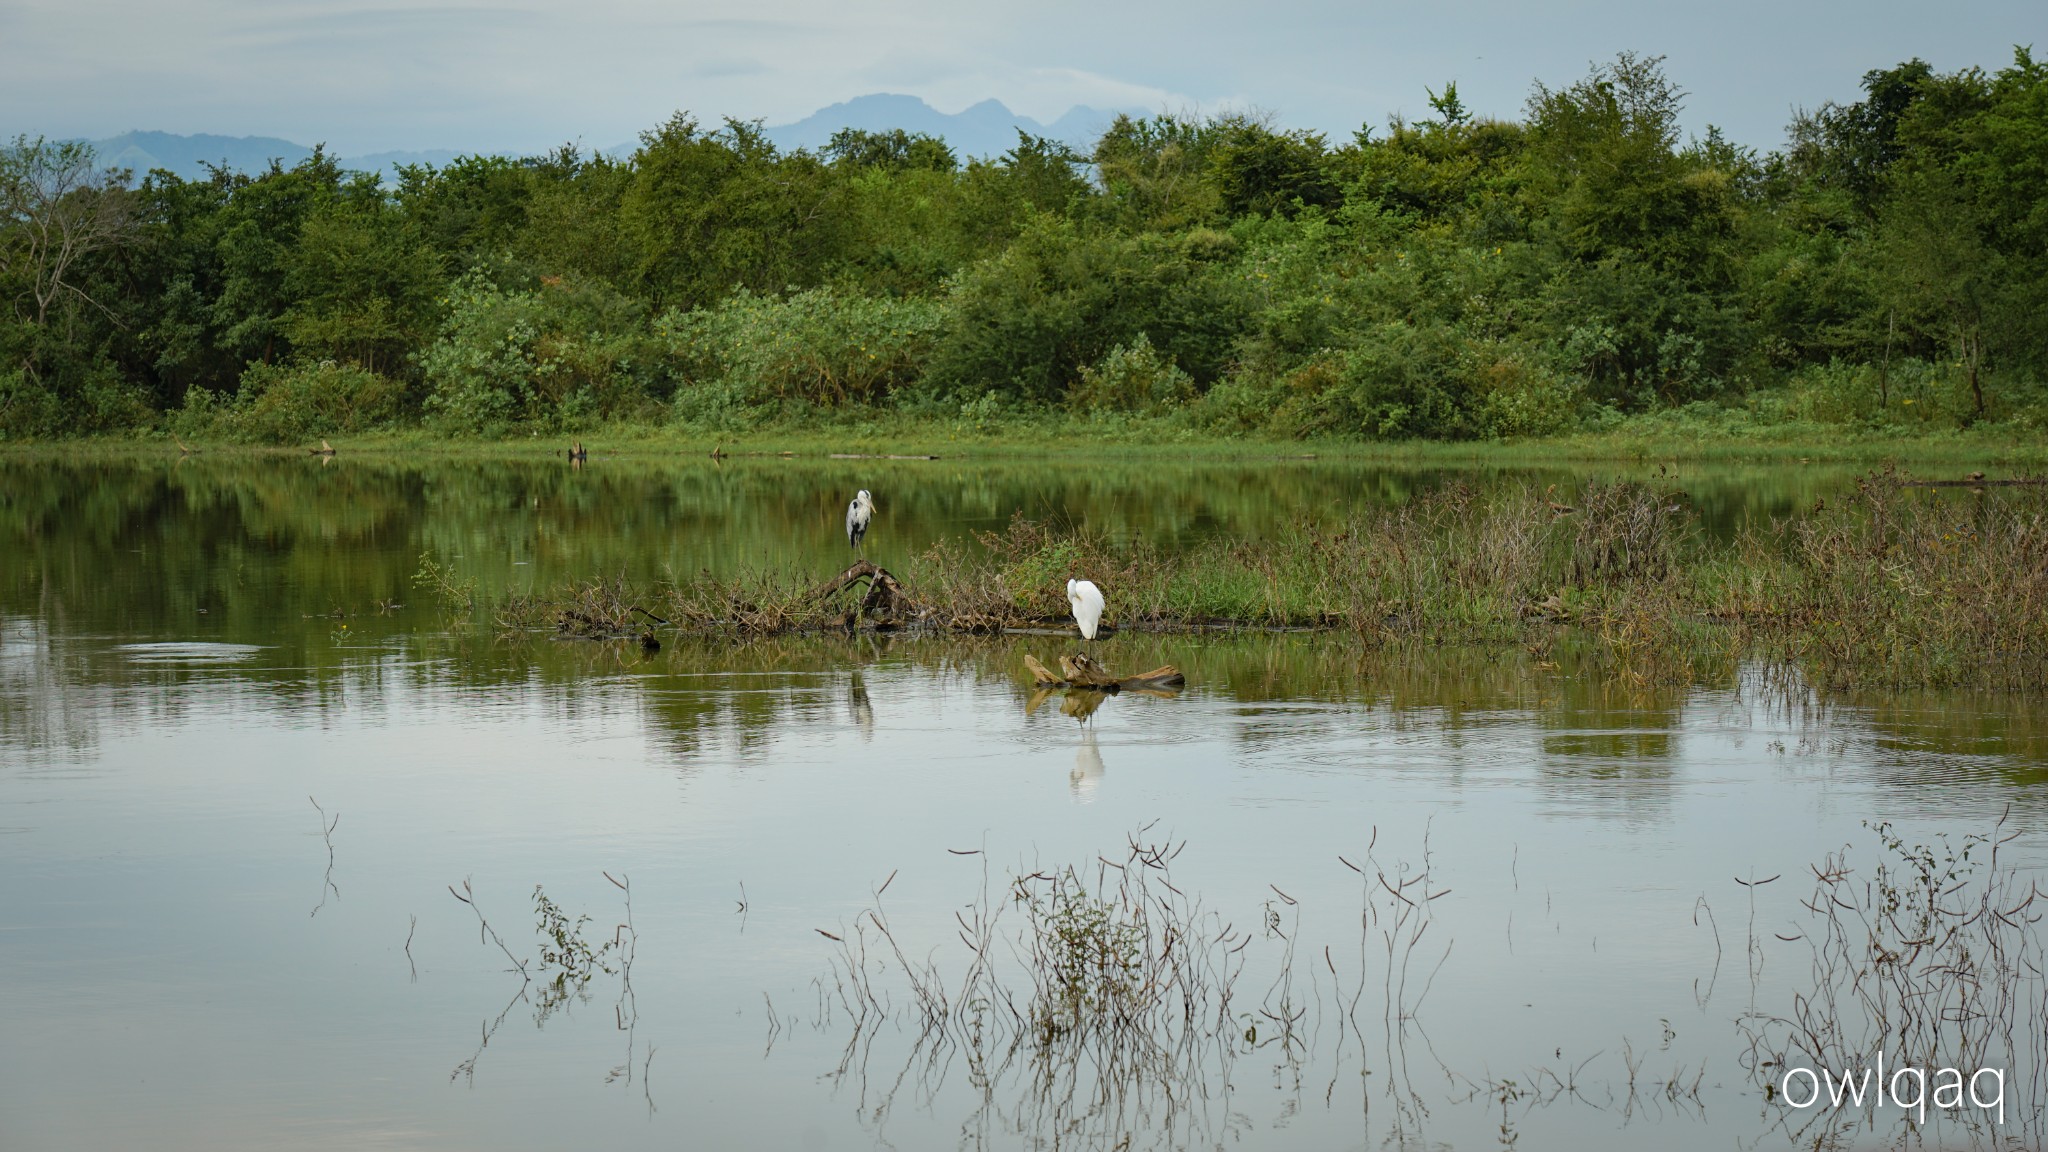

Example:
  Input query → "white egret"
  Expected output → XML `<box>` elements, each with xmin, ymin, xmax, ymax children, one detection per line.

<box><xmin>1067</xmin><ymin>578</ymin><xmax>1105</xmax><ymax>641</ymax></box>
<box><xmin>845</xmin><ymin>490</ymin><xmax>875</xmax><ymax>552</ymax></box>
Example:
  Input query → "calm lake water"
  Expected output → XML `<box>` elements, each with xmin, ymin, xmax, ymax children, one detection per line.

<box><xmin>2</xmin><ymin>452</ymin><xmax>2043</xmax><ymax>1151</ymax></box>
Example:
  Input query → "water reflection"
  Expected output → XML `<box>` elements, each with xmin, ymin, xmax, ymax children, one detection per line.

<box><xmin>1071</xmin><ymin>729</ymin><xmax>1104</xmax><ymax>801</ymax></box>
<box><xmin>11</xmin><ymin>620</ymin><xmax>2048</xmax><ymax>811</ymax></box>
<box><xmin>2</xmin><ymin>453</ymin><xmax>1874</xmax><ymax>650</ymax></box>
<box><xmin>3</xmin><ymin>619</ymin><xmax>2045</xmax><ymax>1149</ymax></box>
<box><xmin>846</xmin><ymin>673</ymin><xmax>875</xmax><ymax>741</ymax></box>
<box><xmin>5</xmin><ymin>454</ymin><xmax>2047</xmax><ymax>1151</ymax></box>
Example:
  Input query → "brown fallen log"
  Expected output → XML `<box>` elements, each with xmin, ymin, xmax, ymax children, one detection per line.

<box><xmin>1024</xmin><ymin>653</ymin><xmax>1186</xmax><ymax>691</ymax></box>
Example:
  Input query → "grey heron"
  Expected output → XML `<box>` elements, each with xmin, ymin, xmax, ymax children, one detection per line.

<box><xmin>846</xmin><ymin>490</ymin><xmax>875</xmax><ymax>552</ymax></box>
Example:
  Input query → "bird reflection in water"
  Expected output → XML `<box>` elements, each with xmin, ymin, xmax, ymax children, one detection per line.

<box><xmin>847</xmin><ymin>673</ymin><xmax>875</xmax><ymax>742</ymax></box>
<box><xmin>1070</xmin><ymin>728</ymin><xmax>1104</xmax><ymax>801</ymax></box>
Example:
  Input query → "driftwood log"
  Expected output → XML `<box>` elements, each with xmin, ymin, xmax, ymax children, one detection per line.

<box><xmin>814</xmin><ymin>559</ymin><xmax>912</xmax><ymax>621</ymax></box>
<box><xmin>1024</xmin><ymin>653</ymin><xmax>1185</xmax><ymax>692</ymax></box>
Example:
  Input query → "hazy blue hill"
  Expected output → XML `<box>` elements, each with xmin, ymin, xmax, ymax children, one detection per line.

<box><xmin>761</xmin><ymin>94</ymin><xmax>1128</xmax><ymax>159</ymax></box>
<box><xmin>92</xmin><ymin>130</ymin><xmax>313</xmax><ymax>177</ymax></box>
<box><xmin>1045</xmin><ymin>105</ymin><xmax>1125</xmax><ymax>146</ymax></box>
<box><xmin>339</xmin><ymin>148</ymin><xmax>467</xmax><ymax>175</ymax></box>
<box><xmin>78</xmin><ymin>95</ymin><xmax>1137</xmax><ymax>181</ymax></box>
<box><xmin>86</xmin><ymin>131</ymin><xmax>464</xmax><ymax>180</ymax></box>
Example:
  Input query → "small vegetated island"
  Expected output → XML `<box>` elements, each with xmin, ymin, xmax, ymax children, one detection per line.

<box><xmin>1</xmin><ymin>51</ymin><xmax>2043</xmax><ymax>448</ymax></box>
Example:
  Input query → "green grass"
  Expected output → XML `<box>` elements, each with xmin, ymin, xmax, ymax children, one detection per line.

<box><xmin>13</xmin><ymin>410</ymin><xmax>2048</xmax><ymax>467</ymax></box>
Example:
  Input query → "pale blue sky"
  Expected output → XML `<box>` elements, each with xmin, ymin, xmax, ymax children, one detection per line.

<box><xmin>4</xmin><ymin>0</ymin><xmax>2039</xmax><ymax>155</ymax></box>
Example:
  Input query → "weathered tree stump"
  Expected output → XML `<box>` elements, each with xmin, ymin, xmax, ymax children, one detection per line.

<box><xmin>1024</xmin><ymin>653</ymin><xmax>1186</xmax><ymax>692</ymax></box>
<box><xmin>815</xmin><ymin>560</ymin><xmax>912</xmax><ymax>622</ymax></box>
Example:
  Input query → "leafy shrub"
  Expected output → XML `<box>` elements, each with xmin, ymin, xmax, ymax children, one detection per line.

<box><xmin>230</xmin><ymin>360</ymin><xmax>405</xmax><ymax>442</ymax></box>
<box><xmin>1467</xmin><ymin>349</ymin><xmax>1582</xmax><ymax>438</ymax></box>
<box><xmin>923</xmin><ymin>217</ymin><xmax>1248</xmax><ymax>405</ymax></box>
<box><xmin>172</xmin><ymin>361</ymin><xmax>404</xmax><ymax>442</ymax></box>
<box><xmin>422</xmin><ymin>272</ymin><xmax>653</xmax><ymax>435</ymax></box>
<box><xmin>0</xmin><ymin>361</ymin><xmax>154</xmax><ymax>439</ymax></box>
<box><xmin>1779</xmin><ymin>359</ymin><xmax>2019</xmax><ymax>428</ymax></box>
<box><xmin>1066</xmin><ymin>334</ymin><xmax>1194</xmax><ymax>414</ymax></box>
<box><xmin>0</xmin><ymin>369</ymin><xmax>62</xmax><ymax>439</ymax></box>
<box><xmin>658</xmin><ymin>286</ymin><xmax>943</xmax><ymax>415</ymax></box>
<box><xmin>1193</xmin><ymin>333</ymin><xmax>1576</xmax><ymax>441</ymax></box>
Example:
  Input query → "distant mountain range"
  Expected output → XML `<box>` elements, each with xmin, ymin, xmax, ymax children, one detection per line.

<box><xmin>81</xmin><ymin>96</ymin><xmax>1131</xmax><ymax>181</ymax></box>
<box><xmin>87</xmin><ymin>130</ymin><xmax>464</xmax><ymax>181</ymax></box>
<box><xmin>758</xmin><ymin>94</ymin><xmax>1125</xmax><ymax>159</ymax></box>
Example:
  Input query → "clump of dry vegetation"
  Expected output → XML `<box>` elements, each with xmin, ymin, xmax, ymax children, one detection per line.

<box><xmin>486</xmin><ymin>471</ymin><xmax>2048</xmax><ymax>692</ymax></box>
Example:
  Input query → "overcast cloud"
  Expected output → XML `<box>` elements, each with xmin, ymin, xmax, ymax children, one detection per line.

<box><xmin>4</xmin><ymin>0</ymin><xmax>2038</xmax><ymax>156</ymax></box>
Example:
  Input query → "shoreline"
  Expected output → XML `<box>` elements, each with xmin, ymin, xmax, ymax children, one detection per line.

<box><xmin>7</xmin><ymin>422</ymin><xmax>2048</xmax><ymax>467</ymax></box>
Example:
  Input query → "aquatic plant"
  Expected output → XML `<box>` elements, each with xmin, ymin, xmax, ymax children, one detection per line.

<box><xmin>793</xmin><ymin>827</ymin><xmax>1723</xmax><ymax>1151</ymax></box>
<box><xmin>1739</xmin><ymin>811</ymin><xmax>2048</xmax><ymax>1148</ymax></box>
<box><xmin>411</xmin><ymin>550</ymin><xmax>476</xmax><ymax>615</ymax></box>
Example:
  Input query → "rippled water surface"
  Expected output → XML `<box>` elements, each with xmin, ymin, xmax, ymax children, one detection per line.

<box><xmin>2</xmin><ymin>453</ymin><xmax>2043</xmax><ymax>1151</ymax></box>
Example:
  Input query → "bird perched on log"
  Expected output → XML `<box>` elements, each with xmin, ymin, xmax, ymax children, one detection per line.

<box><xmin>846</xmin><ymin>489</ymin><xmax>876</xmax><ymax>552</ymax></box>
<box><xmin>1068</xmin><ymin>578</ymin><xmax>1105</xmax><ymax>642</ymax></box>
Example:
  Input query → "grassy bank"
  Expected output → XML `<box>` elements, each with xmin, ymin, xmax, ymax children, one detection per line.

<box><xmin>14</xmin><ymin>413</ymin><xmax>2048</xmax><ymax>468</ymax></box>
<box><xmin>477</xmin><ymin>471</ymin><xmax>2048</xmax><ymax>692</ymax></box>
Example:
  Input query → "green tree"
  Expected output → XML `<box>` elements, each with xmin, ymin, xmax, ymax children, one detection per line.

<box><xmin>1788</xmin><ymin>59</ymin><xmax>1937</xmax><ymax>219</ymax></box>
<box><xmin>0</xmin><ymin>137</ymin><xmax>138</xmax><ymax>433</ymax></box>
<box><xmin>280</xmin><ymin>175</ymin><xmax>444</xmax><ymax>376</ymax></box>
<box><xmin>1000</xmin><ymin>132</ymin><xmax>1089</xmax><ymax>215</ymax></box>
<box><xmin>1522</xmin><ymin>54</ymin><xmax>1749</xmax><ymax>405</ymax></box>
<box><xmin>395</xmin><ymin>152</ymin><xmax>537</xmax><ymax>269</ymax></box>
<box><xmin>923</xmin><ymin>216</ymin><xmax>1246</xmax><ymax>405</ymax></box>
<box><xmin>113</xmin><ymin>168</ymin><xmax>243</xmax><ymax>407</ymax></box>
<box><xmin>1209</xmin><ymin>121</ymin><xmax>1339</xmax><ymax>218</ymax></box>
<box><xmin>1092</xmin><ymin>113</ymin><xmax>1226</xmax><ymax>230</ymax></box>
<box><xmin>824</xmin><ymin>128</ymin><xmax>957</xmax><ymax>172</ymax></box>
<box><xmin>621</xmin><ymin>115</ymin><xmax>845</xmax><ymax>309</ymax></box>
<box><xmin>209</xmin><ymin>149</ymin><xmax>348</xmax><ymax>368</ymax></box>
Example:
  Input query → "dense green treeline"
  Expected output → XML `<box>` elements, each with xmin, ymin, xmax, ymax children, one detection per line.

<box><xmin>3</xmin><ymin>50</ymin><xmax>2044</xmax><ymax>443</ymax></box>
